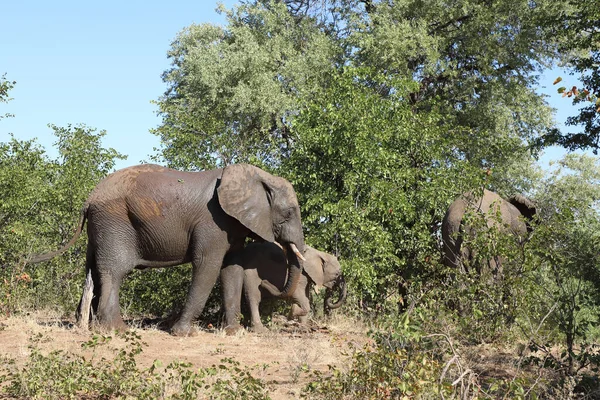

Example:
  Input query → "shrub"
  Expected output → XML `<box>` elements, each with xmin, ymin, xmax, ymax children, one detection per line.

<box><xmin>0</xmin><ymin>331</ymin><xmax>271</xmax><ymax>399</ymax></box>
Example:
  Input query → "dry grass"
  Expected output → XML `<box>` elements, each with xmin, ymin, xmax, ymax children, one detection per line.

<box><xmin>0</xmin><ymin>311</ymin><xmax>369</xmax><ymax>399</ymax></box>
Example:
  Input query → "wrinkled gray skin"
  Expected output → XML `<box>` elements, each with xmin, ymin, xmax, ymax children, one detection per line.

<box><xmin>442</xmin><ymin>189</ymin><xmax>536</xmax><ymax>277</ymax></box>
<box><xmin>28</xmin><ymin>164</ymin><xmax>306</xmax><ymax>336</ymax></box>
<box><xmin>221</xmin><ymin>243</ymin><xmax>346</xmax><ymax>333</ymax></box>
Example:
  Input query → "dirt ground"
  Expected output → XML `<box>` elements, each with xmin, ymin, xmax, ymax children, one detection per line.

<box><xmin>0</xmin><ymin>313</ymin><xmax>370</xmax><ymax>399</ymax></box>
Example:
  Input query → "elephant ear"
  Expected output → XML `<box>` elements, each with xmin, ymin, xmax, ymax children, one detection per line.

<box><xmin>508</xmin><ymin>194</ymin><xmax>537</xmax><ymax>220</ymax></box>
<box><xmin>217</xmin><ymin>164</ymin><xmax>275</xmax><ymax>243</ymax></box>
<box><xmin>303</xmin><ymin>247</ymin><xmax>325</xmax><ymax>288</ymax></box>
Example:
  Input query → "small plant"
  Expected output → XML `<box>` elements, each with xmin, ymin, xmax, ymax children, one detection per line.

<box><xmin>206</xmin><ymin>357</ymin><xmax>271</xmax><ymax>400</ymax></box>
<box><xmin>303</xmin><ymin>316</ymin><xmax>452</xmax><ymax>399</ymax></box>
<box><xmin>0</xmin><ymin>330</ymin><xmax>272</xmax><ymax>399</ymax></box>
<box><xmin>288</xmin><ymin>347</ymin><xmax>317</xmax><ymax>384</ymax></box>
<box><xmin>0</xmin><ymin>330</ymin><xmax>165</xmax><ymax>399</ymax></box>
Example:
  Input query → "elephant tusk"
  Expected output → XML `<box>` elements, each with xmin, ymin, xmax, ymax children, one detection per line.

<box><xmin>290</xmin><ymin>243</ymin><xmax>306</xmax><ymax>261</ymax></box>
<box><xmin>274</xmin><ymin>241</ymin><xmax>284</xmax><ymax>250</ymax></box>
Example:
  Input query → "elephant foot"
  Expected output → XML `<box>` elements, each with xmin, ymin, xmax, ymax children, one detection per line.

<box><xmin>158</xmin><ymin>312</ymin><xmax>181</xmax><ymax>331</ymax></box>
<box><xmin>170</xmin><ymin>322</ymin><xmax>198</xmax><ymax>337</ymax></box>
<box><xmin>283</xmin><ymin>320</ymin><xmax>312</xmax><ymax>333</ymax></box>
<box><xmin>95</xmin><ymin>317</ymin><xmax>128</xmax><ymax>333</ymax></box>
<box><xmin>289</xmin><ymin>309</ymin><xmax>308</xmax><ymax>319</ymax></box>
<box><xmin>224</xmin><ymin>324</ymin><xmax>244</xmax><ymax>336</ymax></box>
<box><xmin>249</xmin><ymin>324</ymin><xmax>268</xmax><ymax>334</ymax></box>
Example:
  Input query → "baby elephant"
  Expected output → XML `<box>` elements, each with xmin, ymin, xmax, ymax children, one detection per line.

<box><xmin>221</xmin><ymin>243</ymin><xmax>346</xmax><ymax>333</ymax></box>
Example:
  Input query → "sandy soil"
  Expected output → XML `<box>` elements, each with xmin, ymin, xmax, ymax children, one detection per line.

<box><xmin>0</xmin><ymin>313</ymin><xmax>369</xmax><ymax>399</ymax></box>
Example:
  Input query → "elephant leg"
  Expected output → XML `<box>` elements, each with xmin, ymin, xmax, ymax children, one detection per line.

<box><xmin>290</xmin><ymin>302</ymin><xmax>310</xmax><ymax>324</ymax></box>
<box><xmin>94</xmin><ymin>244</ymin><xmax>134</xmax><ymax>331</ymax></box>
<box><xmin>443</xmin><ymin>234</ymin><xmax>462</xmax><ymax>269</ymax></box>
<box><xmin>288</xmin><ymin>275</ymin><xmax>309</xmax><ymax>324</ymax></box>
<box><xmin>95</xmin><ymin>268</ymin><xmax>128</xmax><ymax>331</ymax></box>
<box><xmin>172</xmin><ymin>251</ymin><xmax>224</xmax><ymax>337</ymax></box>
<box><xmin>221</xmin><ymin>261</ymin><xmax>244</xmax><ymax>335</ymax></box>
<box><xmin>244</xmin><ymin>275</ymin><xmax>266</xmax><ymax>333</ymax></box>
<box><xmin>87</xmin><ymin>222</ymin><xmax>136</xmax><ymax>331</ymax></box>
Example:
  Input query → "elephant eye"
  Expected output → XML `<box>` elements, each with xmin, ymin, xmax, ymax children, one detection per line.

<box><xmin>276</xmin><ymin>208</ymin><xmax>294</xmax><ymax>225</ymax></box>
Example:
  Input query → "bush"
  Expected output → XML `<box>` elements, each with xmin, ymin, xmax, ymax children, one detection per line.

<box><xmin>0</xmin><ymin>330</ymin><xmax>271</xmax><ymax>399</ymax></box>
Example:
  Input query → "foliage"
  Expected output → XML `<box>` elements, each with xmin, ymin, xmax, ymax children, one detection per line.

<box><xmin>0</xmin><ymin>331</ymin><xmax>271</xmax><ymax>400</ymax></box>
<box><xmin>120</xmin><ymin>265</ymin><xmax>192</xmax><ymax>320</ymax></box>
<box><xmin>346</xmin><ymin>0</ymin><xmax>560</xmax><ymax>153</ymax></box>
<box><xmin>303</xmin><ymin>314</ymin><xmax>547</xmax><ymax>399</ymax></box>
<box><xmin>0</xmin><ymin>126</ymin><xmax>125</xmax><ymax>315</ymax></box>
<box><xmin>539</xmin><ymin>0</ymin><xmax>600</xmax><ymax>152</ymax></box>
<box><xmin>281</xmin><ymin>67</ymin><xmax>487</xmax><ymax>307</ymax></box>
<box><xmin>0</xmin><ymin>137</ymin><xmax>51</xmax><ymax>314</ymax></box>
<box><xmin>521</xmin><ymin>154</ymin><xmax>600</xmax><ymax>378</ymax></box>
<box><xmin>152</xmin><ymin>0</ymin><xmax>564</xmax><ymax>309</ymax></box>
<box><xmin>154</xmin><ymin>0</ymin><xmax>566</xmax><ymax>169</ymax></box>
<box><xmin>152</xmin><ymin>1</ymin><xmax>338</xmax><ymax>170</ymax></box>
<box><xmin>0</xmin><ymin>73</ymin><xmax>16</xmax><ymax>120</ymax></box>
<box><xmin>120</xmin><ymin>264</ymin><xmax>225</xmax><ymax>324</ymax></box>
<box><xmin>304</xmin><ymin>320</ymin><xmax>451</xmax><ymax>399</ymax></box>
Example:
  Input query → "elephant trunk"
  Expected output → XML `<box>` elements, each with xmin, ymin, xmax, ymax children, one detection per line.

<box><xmin>260</xmin><ymin>242</ymin><xmax>304</xmax><ymax>298</ymax></box>
<box><xmin>325</xmin><ymin>275</ymin><xmax>347</xmax><ymax>310</ymax></box>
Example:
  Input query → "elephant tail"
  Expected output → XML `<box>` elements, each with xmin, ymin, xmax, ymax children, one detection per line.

<box><xmin>27</xmin><ymin>205</ymin><xmax>88</xmax><ymax>264</ymax></box>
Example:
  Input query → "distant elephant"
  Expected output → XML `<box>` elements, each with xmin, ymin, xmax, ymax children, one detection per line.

<box><xmin>221</xmin><ymin>243</ymin><xmax>346</xmax><ymax>333</ymax></box>
<box><xmin>27</xmin><ymin>164</ymin><xmax>306</xmax><ymax>336</ymax></box>
<box><xmin>442</xmin><ymin>189</ymin><xmax>536</xmax><ymax>277</ymax></box>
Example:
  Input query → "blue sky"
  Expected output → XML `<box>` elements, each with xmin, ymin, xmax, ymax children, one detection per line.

<box><xmin>0</xmin><ymin>1</ymin><xmax>584</xmax><ymax>170</ymax></box>
<box><xmin>1</xmin><ymin>0</ymin><xmax>236</xmax><ymax>168</ymax></box>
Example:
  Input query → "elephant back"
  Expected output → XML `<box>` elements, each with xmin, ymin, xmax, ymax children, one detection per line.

<box><xmin>88</xmin><ymin>164</ymin><xmax>170</xmax><ymax>204</ymax></box>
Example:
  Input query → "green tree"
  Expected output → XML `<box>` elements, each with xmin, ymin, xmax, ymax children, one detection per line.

<box><xmin>524</xmin><ymin>154</ymin><xmax>600</xmax><ymax>375</ymax></box>
<box><xmin>153</xmin><ymin>1</ymin><xmax>338</xmax><ymax>170</ymax></box>
<box><xmin>0</xmin><ymin>125</ymin><xmax>125</xmax><ymax>314</ymax></box>
<box><xmin>155</xmin><ymin>0</ymin><xmax>567</xmax><ymax>171</ymax></box>
<box><xmin>0</xmin><ymin>137</ymin><xmax>52</xmax><ymax>314</ymax></box>
<box><xmin>263</xmin><ymin>0</ymin><xmax>564</xmax><ymax>164</ymax></box>
<box><xmin>280</xmin><ymin>67</ymin><xmax>487</xmax><ymax>307</ymax></box>
<box><xmin>541</xmin><ymin>0</ymin><xmax>600</xmax><ymax>152</ymax></box>
<box><xmin>0</xmin><ymin>73</ymin><xmax>16</xmax><ymax>120</ymax></box>
<box><xmin>153</xmin><ymin>0</ymin><xmax>568</xmax><ymax>307</ymax></box>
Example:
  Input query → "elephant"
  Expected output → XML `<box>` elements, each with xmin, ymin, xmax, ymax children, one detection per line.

<box><xmin>27</xmin><ymin>163</ymin><xmax>306</xmax><ymax>336</ymax></box>
<box><xmin>221</xmin><ymin>243</ymin><xmax>346</xmax><ymax>333</ymax></box>
<box><xmin>442</xmin><ymin>189</ymin><xmax>536</xmax><ymax>278</ymax></box>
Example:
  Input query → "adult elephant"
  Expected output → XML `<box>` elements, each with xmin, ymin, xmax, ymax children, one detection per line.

<box><xmin>221</xmin><ymin>243</ymin><xmax>346</xmax><ymax>333</ymax></box>
<box><xmin>28</xmin><ymin>163</ymin><xmax>306</xmax><ymax>336</ymax></box>
<box><xmin>442</xmin><ymin>189</ymin><xmax>536</xmax><ymax>277</ymax></box>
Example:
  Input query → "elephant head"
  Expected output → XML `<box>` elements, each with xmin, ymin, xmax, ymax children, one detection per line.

<box><xmin>217</xmin><ymin>164</ymin><xmax>306</xmax><ymax>297</ymax></box>
<box><xmin>508</xmin><ymin>194</ymin><xmax>537</xmax><ymax>232</ymax></box>
<box><xmin>303</xmin><ymin>247</ymin><xmax>347</xmax><ymax>310</ymax></box>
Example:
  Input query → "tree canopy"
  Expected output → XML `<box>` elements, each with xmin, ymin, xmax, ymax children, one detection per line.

<box><xmin>154</xmin><ymin>0</ymin><xmax>570</xmax><ymax>170</ymax></box>
<box><xmin>540</xmin><ymin>0</ymin><xmax>600</xmax><ymax>152</ymax></box>
<box><xmin>153</xmin><ymin>2</ymin><xmax>339</xmax><ymax>170</ymax></box>
<box><xmin>152</xmin><ymin>0</ymin><xmax>576</xmax><ymax>303</ymax></box>
<box><xmin>0</xmin><ymin>74</ymin><xmax>16</xmax><ymax>121</ymax></box>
